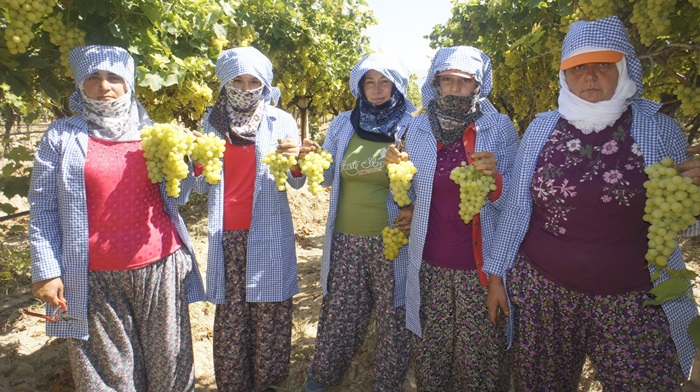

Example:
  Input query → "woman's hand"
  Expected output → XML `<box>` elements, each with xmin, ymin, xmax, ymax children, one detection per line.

<box><xmin>471</xmin><ymin>151</ymin><xmax>498</xmax><ymax>178</ymax></box>
<box><xmin>486</xmin><ymin>274</ymin><xmax>509</xmax><ymax>327</ymax></box>
<box><xmin>385</xmin><ymin>145</ymin><xmax>408</xmax><ymax>166</ymax></box>
<box><xmin>276</xmin><ymin>138</ymin><xmax>300</xmax><ymax>158</ymax></box>
<box><xmin>394</xmin><ymin>204</ymin><xmax>414</xmax><ymax>237</ymax></box>
<box><xmin>32</xmin><ymin>277</ymin><xmax>66</xmax><ymax>308</ymax></box>
<box><xmin>677</xmin><ymin>145</ymin><xmax>700</xmax><ymax>185</ymax></box>
<box><xmin>297</xmin><ymin>138</ymin><xmax>319</xmax><ymax>161</ymax></box>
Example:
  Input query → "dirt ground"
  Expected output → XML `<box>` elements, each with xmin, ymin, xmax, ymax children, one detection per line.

<box><xmin>2</xmin><ymin>184</ymin><xmax>700</xmax><ymax>391</ymax></box>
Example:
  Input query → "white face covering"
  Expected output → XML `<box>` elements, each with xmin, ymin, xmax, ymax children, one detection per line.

<box><xmin>78</xmin><ymin>83</ymin><xmax>142</xmax><ymax>142</ymax></box>
<box><xmin>558</xmin><ymin>58</ymin><xmax>637</xmax><ymax>134</ymax></box>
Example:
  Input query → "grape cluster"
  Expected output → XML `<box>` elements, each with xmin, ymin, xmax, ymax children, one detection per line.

<box><xmin>42</xmin><ymin>13</ymin><xmax>86</xmax><ymax>77</ymax></box>
<box><xmin>1</xmin><ymin>0</ymin><xmax>56</xmax><ymax>54</ymax></box>
<box><xmin>141</xmin><ymin>123</ymin><xmax>196</xmax><ymax>198</ymax></box>
<box><xmin>578</xmin><ymin>0</ymin><xmax>617</xmax><ymax>20</ymax></box>
<box><xmin>191</xmin><ymin>132</ymin><xmax>226</xmax><ymax>185</ymax></box>
<box><xmin>630</xmin><ymin>0</ymin><xmax>675</xmax><ymax>46</ymax></box>
<box><xmin>262</xmin><ymin>151</ymin><xmax>297</xmax><ymax>191</ymax></box>
<box><xmin>643</xmin><ymin>158</ymin><xmax>700</xmax><ymax>267</ymax></box>
<box><xmin>450</xmin><ymin>162</ymin><xmax>496</xmax><ymax>224</ymax></box>
<box><xmin>381</xmin><ymin>226</ymin><xmax>408</xmax><ymax>261</ymax></box>
<box><xmin>675</xmin><ymin>85</ymin><xmax>700</xmax><ymax>117</ymax></box>
<box><xmin>387</xmin><ymin>160</ymin><xmax>417</xmax><ymax>207</ymax></box>
<box><xmin>299</xmin><ymin>149</ymin><xmax>333</xmax><ymax>195</ymax></box>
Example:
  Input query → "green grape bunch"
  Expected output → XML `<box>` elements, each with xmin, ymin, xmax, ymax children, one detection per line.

<box><xmin>1</xmin><ymin>0</ymin><xmax>56</xmax><ymax>54</ymax></box>
<box><xmin>141</xmin><ymin>123</ymin><xmax>195</xmax><ymax>198</ymax></box>
<box><xmin>382</xmin><ymin>226</ymin><xmax>408</xmax><ymax>260</ymax></box>
<box><xmin>262</xmin><ymin>151</ymin><xmax>297</xmax><ymax>191</ymax></box>
<box><xmin>387</xmin><ymin>160</ymin><xmax>417</xmax><ymax>207</ymax></box>
<box><xmin>298</xmin><ymin>149</ymin><xmax>333</xmax><ymax>196</ymax></box>
<box><xmin>643</xmin><ymin>157</ymin><xmax>700</xmax><ymax>267</ymax></box>
<box><xmin>450</xmin><ymin>161</ymin><xmax>497</xmax><ymax>224</ymax></box>
<box><xmin>191</xmin><ymin>132</ymin><xmax>226</xmax><ymax>185</ymax></box>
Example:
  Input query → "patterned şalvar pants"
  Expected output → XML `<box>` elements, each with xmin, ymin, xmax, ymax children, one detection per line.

<box><xmin>67</xmin><ymin>248</ymin><xmax>195</xmax><ymax>392</ymax></box>
<box><xmin>308</xmin><ymin>232</ymin><xmax>413</xmax><ymax>392</ymax></box>
<box><xmin>213</xmin><ymin>230</ymin><xmax>293</xmax><ymax>392</ymax></box>
<box><xmin>413</xmin><ymin>262</ymin><xmax>510</xmax><ymax>392</ymax></box>
<box><xmin>509</xmin><ymin>255</ymin><xmax>684</xmax><ymax>391</ymax></box>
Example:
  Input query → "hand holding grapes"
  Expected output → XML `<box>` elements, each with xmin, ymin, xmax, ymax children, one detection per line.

<box><xmin>298</xmin><ymin>139</ymin><xmax>319</xmax><ymax>161</ymax></box>
<box><xmin>676</xmin><ymin>145</ymin><xmax>700</xmax><ymax>185</ymax></box>
<box><xmin>394</xmin><ymin>204</ymin><xmax>414</xmax><ymax>237</ymax></box>
<box><xmin>471</xmin><ymin>151</ymin><xmax>498</xmax><ymax>178</ymax></box>
<box><xmin>384</xmin><ymin>144</ymin><xmax>408</xmax><ymax>166</ymax></box>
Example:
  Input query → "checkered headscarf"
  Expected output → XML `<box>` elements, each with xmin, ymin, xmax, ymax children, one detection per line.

<box><xmin>215</xmin><ymin>47</ymin><xmax>281</xmax><ymax>105</ymax></box>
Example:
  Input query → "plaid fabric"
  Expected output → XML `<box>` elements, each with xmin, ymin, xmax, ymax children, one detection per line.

<box><xmin>69</xmin><ymin>45</ymin><xmax>135</xmax><ymax>90</ymax></box>
<box><xmin>182</xmin><ymin>105</ymin><xmax>303</xmax><ymax>304</ymax></box>
<box><xmin>319</xmin><ymin>111</ymin><xmax>413</xmax><ymax>307</ymax></box>
<box><xmin>29</xmin><ymin>117</ymin><xmax>205</xmax><ymax>340</ymax></box>
<box><xmin>560</xmin><ymin>16</ymin><xmax>643</xmax><ymax>97</ymax></box>
<box><xmin>215</xmin><ymin>47</ymin><xmax>281</xmax><ymax>105</ymax></box>
<box><xmin>421</xmin><ymin>46</ymin><xmax>493</xmax><ymax>108</ymax></box>
<box><xmin>484</xmin><ymin>99</ymin><xmax>697</xmax><ymax>377</ymax></box>
<box><xmin>348</xmin><ymin>53</ymin><xmax>416</xmax><ymax>112</ymax></box>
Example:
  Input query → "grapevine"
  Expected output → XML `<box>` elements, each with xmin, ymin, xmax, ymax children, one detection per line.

<box><xmin>450</xmin><ymin>161</ymin><xmax>496</xmax><ymax>224</ymax></box>
<box><xmin>382</xmin><ymin>226</ymin><xmax>408</xmax><ymax>261</ymax></box>
<box><xmin>140</xmin><ymin>123</ymin><xmax>195</xmax><ymax>198</ymax></box>
<box><xmin>298</xmin><ymin>149</ymin><xmax>333</xmax><ymax>196</ymax></box>
<box><xmin>643</xmin><ymin>158</ymin><xmax>700</xmax><ymax>267</ymax></box>
<box><xmin>675</xmin><ymin>85</ymin><xmax>700</xmax><ymax>117</ymax></box>
<box><xmin>191</xmin><ymin>132</ymin><xmax>226</xmax><ymax>185</ymax></box>
<box><xmin>42</xmin><ymin>13</ymin><xmax>86</xmax><ymax>77</ymax></box>
<box><xmin>262</xmin><ymin>151</ymin><xmax>297</xmax><ymax>191</ymax></box>
<box><xmin>387</xmin><ymin>160</ymin><xmax>417</xmax><ymax>207</ymax></box>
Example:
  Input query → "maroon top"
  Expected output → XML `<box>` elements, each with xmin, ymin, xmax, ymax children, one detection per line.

<box><xmin>520</xmin><ymin>109</ymin><xmax>652</xmax><ymax>295</ymax></box>
<box><xmin>423</xmin><ymin>139</ymin><xmax>476</xmax><ymax>270</ymax></box>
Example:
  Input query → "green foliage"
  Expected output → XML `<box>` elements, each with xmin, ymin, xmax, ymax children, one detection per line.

<box><xmin>429</xmin><ymin>0</ymin><xmax>699</xmax><ymax>136</ymax></box>
<box><xmin>407</xmin><ymin>73</ymin><xmax>422</xmax><ymax>110</ymax></box>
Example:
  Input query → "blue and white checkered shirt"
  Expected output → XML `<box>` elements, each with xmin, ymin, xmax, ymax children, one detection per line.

<box><xmin>29</xmin><ymin>116</ymin><xmax>206</xmax><ymax>339</ymax></box>
<box><xmin>484</xmin><ymin>100</ymin><xmax>697</xmax><ymax>377</ymax></box>
<box><xmin>182</xmin><ymin>105</ymin><xmax>304</xmax><ymax>303</ymax></box>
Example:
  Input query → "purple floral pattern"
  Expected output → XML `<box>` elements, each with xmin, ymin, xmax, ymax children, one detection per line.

<box><xmin>532</xmin><ymin>111</ymin><xmax>644</xmax><ymax>235</ymax></box>
<box><xmin>508</xmin><ymin>255</ymin><xmax>684</xmax><ymax>391</ymax></box>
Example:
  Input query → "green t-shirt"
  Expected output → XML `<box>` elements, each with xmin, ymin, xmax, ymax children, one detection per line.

<box><xmin>335</xmin><ymin>133</ymin><xmax>391</xmax><ymax>236</ymax></box>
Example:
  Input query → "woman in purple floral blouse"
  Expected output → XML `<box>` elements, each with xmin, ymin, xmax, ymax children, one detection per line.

<box><xmin>485</xmin><ymin>16</ymin><xmax>698</xmax><ymax>390</ymax></box>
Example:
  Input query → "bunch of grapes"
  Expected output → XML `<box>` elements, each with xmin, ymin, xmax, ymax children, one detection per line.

<box><xmin>630</xmin><ymin>0</ymin><xmax>676</xmax><ymax>46</ymax></box>
<box><xmin>675</xmin><ymin>85</ymin><xmax>700</xmax><ymax>117</ymax></box>
<box><xmin>450</xmin><ymin>162</ymin><xmax>496</xmax><ymax>224</ymax></box>
<box><xmin>141</xmin><ymin>123</ymin><xmax>196</xmax><ymax>198</ymax></box>
<box><xmin>1</xmin><ymin>0</ymin><xmax>56</xmax><ymax>54</ymax></box>
<box><xmin>191</xmin><ymin>132</ymin><xmax>226</xmax><ymax>185</ymax></box>
<box><xmin>577</xmin><ymin>0</ymin><xmax>618</xmax><ymax>20</ymax></box>
<box><xmin>176</xmin><ymin>79</ymin><xmax>214</xmax><ymax>117</ymax></box>
<box><xmin>382</xmin><ymin>226</ymin><xmax>408</xmax><ymax>261</ymax></box>
<box><xmin>42</xmin><ymin>13</ymin><xmax>86</xmax><ymax>77</ymax></box>
<box><xmin>299</xmin><ymin>149</ymin><xmax>333</xmax><ymax>195</ymax></box>
<box><xmin>643</xmin><ymin>158</ymin><xmax>700</xmax><ymax>267</ymax></box>
<box><xmin>387</xmin><ymin>160</ymin><xmax>417</xmax><ymax>207</ymax></box>
<box><xmin>262</xmin><ymin>151</ymin><xmax>297</xmax><ymax>191</ymax></box>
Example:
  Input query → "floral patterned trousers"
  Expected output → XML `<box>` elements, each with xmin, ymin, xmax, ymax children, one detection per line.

<box><xmin>413</xmin><ymin>262</ymin><xmax>510</xmax><ymax>392</ymax></box>
<box><xmin>308</xmin><ymin>232</ymin><xmax>412</xmax><ymax>391</ymax></box>
<box><xmin>213</xmin><ymin>230</ymin><xmax>293</xmax><ymax>392</ymax></box>
<box><xmin>67</xmin><ymin>248</ymin><xmax>195</xmax><ymax>392</ymax></box>
<box><xmin>509</xmin><ymin>255</ymin><xmax>684</xmax><ymax>391</ymax></box>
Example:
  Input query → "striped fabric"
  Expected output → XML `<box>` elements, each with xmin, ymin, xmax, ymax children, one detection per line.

<box><xmin>215</xmin><ymin>46</ymin><xmax>281</xmax><ymax>104</ymax></box>
<box><xmin>404</xmin><ymin>47</ymin><xmax>518</xmax><ymax>336</ymax></box>
<box><xmin>484</xmin><ymin>17</ymin><xmax>697</xmax><ymax>377</ymax></box>
<box><xmin>29</xmin><ymin>117</ymin><xmax>206</xmax><ymax>339</ymax></box>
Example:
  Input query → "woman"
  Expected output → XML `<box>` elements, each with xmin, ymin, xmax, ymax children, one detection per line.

<box><xmin>29</xmin><ymin>45</ymin><xmax>205</xmax><ymax>391</ymax></box>
<box><xmin>485</xmin><ymin>16</ymin><xmax>698</xmax><ymax>390</ymax></box>
<box><xmin>304</xmin><ymin>54</ymin><xmax>416</xmax><ymax>392</ymax></box>
<box><xmin>386</xmin><ymin>46</ymin><xmax>518</xmax><ymax>391</ymax></box>
<box><xmin>183</xmin><ymin>46</ymin><xmax>305</xmax><ymax>392</ymax></box>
